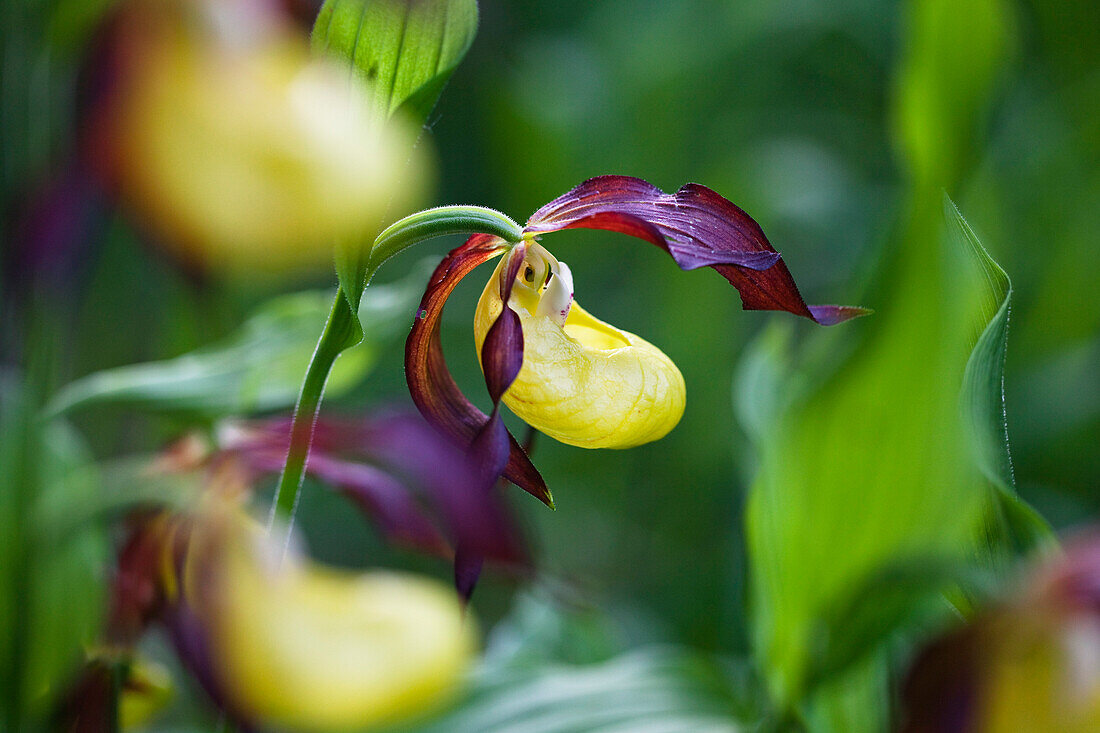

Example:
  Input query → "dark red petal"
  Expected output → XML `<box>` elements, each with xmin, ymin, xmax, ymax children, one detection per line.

<box><xmin>481</xmin><ymin>306</ymin><xmax>524</xmax><ymax>404</ymax></box>
<box><xmin>715</xmin><ymin>263</ymin><xmax>871</xmax><ymax>324</ymax></box>
<box><xmin>526</xmin><ymin>176</ymin><xmax>869</xmax><ymax>325</ymax></box>
<box><xmin>405</xmin><ymin>234</ymin><xmax>551</xmax><ymax>505</ymax></box>
<box><xmin>451</xmin><ymin>407</ymin><xmax>515</xmax><ymax>599</ymax></box>
<box><xmin>358</xmin><ymin>413</ymin><xmax>527</xmax><ymax>566</ymax></box>
<box><xmin>526</xmin><ymin>176</ymin><xmax>780</xmax><ymax>270</ymax></box>
<box><xmin>900</xmin><ymin>625</ymin><xmax>982</xmax><ymax>733</ymax></box>
<box><xmin>107</xmin><ymin>516</ymin><xmax>172</xmax><ymax>644</ymax></box>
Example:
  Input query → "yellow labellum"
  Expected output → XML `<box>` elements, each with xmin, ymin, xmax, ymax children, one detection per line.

<box><xmin>203</xmin><ymin>521</ymin><xmax>474</xmax><ymax>732</ymax></box>
<box><xmin>474</xmin><ymin>249</ymin><xmax>685</xmax><ymax>449</ymax></box>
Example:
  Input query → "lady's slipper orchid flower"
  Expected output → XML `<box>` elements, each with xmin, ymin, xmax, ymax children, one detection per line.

<box><xmin>406</xmin><ymin>176</ymin><xmax>868</xmax><ymax>504</ymax></box>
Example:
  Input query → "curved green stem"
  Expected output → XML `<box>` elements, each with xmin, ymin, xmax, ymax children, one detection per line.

<box><xmin>366</xmin><ymin>205</ymin><xmax>524</xmax><ymax>284</ymax></box>
<box><xmin>268</xmin><ymin>294</ymin><xmax>356</xmax><ymax>533</ymax></box>
<box><xmin>269</xmin><ymin>206</ymin><xmax>524</xmax><ymax>540</ymax></box>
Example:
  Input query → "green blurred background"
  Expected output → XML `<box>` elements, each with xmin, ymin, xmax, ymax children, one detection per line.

<box><xmin>3</xmin><ymin>0</ymin><xmax>1098</xmax><ymax>717</ymax></box>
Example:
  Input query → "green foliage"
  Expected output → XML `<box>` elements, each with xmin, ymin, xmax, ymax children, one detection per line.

<box><xmin>387</xmin><ymin>593</ymin><xmax>764</xmax><ymax>733</ymax></box>
<box><xmin>739</xmin><ymin>196</ymin><xmax>1048</xmax><ymax>728</ymax></box>
<box><xmin>893</xmin><ymin>0</ymin><xmax>1015</xmax><ymax>186</ymax></box>
<box><xmin>735</xmin><ymin>0</ymin><xmax>1049</xmax><ymax>726</ymax></box>
<box><xmin>312</xmin><ymin>0</ymin><xmax>478</xmax><ymax>123</ymax></box>
<box><xmin>0</xmin><ymin>373</ymin><xmax>107</xmax><ymax>731</ymax></box>
<box><xmin>948</xmin><ymin>197</ymin><xmax>1055</xmax><ymax>557</ymax></box>
<box><xmin>312</xmin><ymin>0</ymin><xmax>479</xmax><ymax>315</ymax></box>
<box><xmin>46</xmin><ymin>264</ymin><xmax>430</xmax><ymax>419</ymax></box>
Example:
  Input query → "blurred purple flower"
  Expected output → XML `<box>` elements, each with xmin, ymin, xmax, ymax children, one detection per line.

<box><xmin>220</xmin><ymin>411</ymin><xmax>527</xmax><ymax>571</ymax></box>
<box><xmin>902</xmin><ymin>534</ymin><xmax>1100</xmax><ymax>732</ymax></box>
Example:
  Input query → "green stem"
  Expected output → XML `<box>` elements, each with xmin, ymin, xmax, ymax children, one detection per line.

<box><xmin>367</xmin><ymin>205</ymin><xmax>524</xmax><ymax>278</ymax></box>
<box><xmin>268</xmin><ymin>294</ymin><xmax>356</xmax><ymax>534</ymax></box>
<box><xmin>268</xmin><ymin>206</ymin><xmax>523</xmax><ymax>540</ymax></box>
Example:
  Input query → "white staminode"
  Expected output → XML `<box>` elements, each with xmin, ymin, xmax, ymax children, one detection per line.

<box><xmin>535</xmin><ymin>258</ymin><xmax>574</xmax><ymax>327</ymax></box>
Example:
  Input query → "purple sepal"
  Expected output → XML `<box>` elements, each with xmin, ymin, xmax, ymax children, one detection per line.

<box><xmin>454</xmin><ymin>545</ymin><xmax>485</xmax><ymax>604</ymax></box>
<box><xmin>405</xmin><ymin>234</ymin><xmax>551</xmax><ymax>505</ymax></box>
<box><xmin>8</xmin><ymin>165</ymin><xmax>104</xmax><ymax>293</ymax></box>
<box><xmin>223</xmin><ymin>413</ymin><xmax>527</xmax><ymax>566</ymax></box>
<box><xmin>453</xmin><ymin>406</ymin><xmax>515</xmax><ymax>599</ymax></box>
<box><xmin>526</xmin><ymin>176</ymin><xmax>782</xmax><ymax>271</ymax></box>
<box><xmin>527</xmin><ymin>176</ymin><xmax>869</xmax><ymax>325</ymax></box>
<box><xmin>305</xmin><ymin>454</ymin><xmax>451</xmax><ymax>556</ymax></box>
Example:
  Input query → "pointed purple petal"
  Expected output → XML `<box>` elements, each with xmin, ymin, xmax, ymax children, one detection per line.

<box><xmin>448</xmin><ymin>407</ymin><xmax>514</xmax><ymax>599</ymax></box>
<box><xmin>526</xmin><ymin>176</ymin><xmax>868</xmax><ymax>325</ymax></box>
<box><xmin>404</xmin><ymin>234</ymin><xmax>551</xmax><ymax>505</ymax></box>
<box><xmin>357</xmin><ymin>413</ymin><xmax>527</xmax><ymax>566</ymax></box>
<box><xmin>526</xmin><ymin>176</ymin><xmax>780</xmax><ymax>271</ymax></box>
<box><xmin>222</xmin><ymin>414</ymin><xmax>528</xmax><ymax>566</ymax></box>
<box><xmin>453</xmin><ymin>546</ymin><xmax>485</xmax><ymax>603</ymax></box>
<box><xmin>481</xmin><ymin>244</ymin><xmax>527</xmax><ymax>404</ymax></box>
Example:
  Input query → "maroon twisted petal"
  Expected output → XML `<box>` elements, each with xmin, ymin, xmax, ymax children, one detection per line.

<box><xmin>525</xmin><ymin>175</ymin><xmax>869</xmax><ymax>325</ymax></box>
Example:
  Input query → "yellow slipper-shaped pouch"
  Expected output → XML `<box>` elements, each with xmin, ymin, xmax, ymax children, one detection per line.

<box><xmin>474</xmin><ymin>243</ymin><xmax>685</xmax><ymax>449</ymax></box>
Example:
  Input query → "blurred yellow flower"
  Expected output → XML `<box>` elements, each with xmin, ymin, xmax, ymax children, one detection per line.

<box><xmin>106</xmin><ymin>0</ymin><xmax>427</xmax><ymax>273</ymax></box>
<box><xmin>195</xmin><ymin>514</ymin><xmax>474</xmax><ymax>731</ymax></box>
<box><xmin>118</xmin><ymin>657</ymin><xmax>173</xmax><ymax>729</ymax></box>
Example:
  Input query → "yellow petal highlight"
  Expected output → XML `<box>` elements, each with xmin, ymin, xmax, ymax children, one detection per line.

<box><xmin>110</xmin><ymin>5</ymin><xmax>425</xmax><ymax>274</ymax></box>
<box><xmin>203</xmin><ymin>523</ymin><xmax>474</xmax><ymax>732</ymax></box>
<box><xmin>474</xmin><ymin>254</ymin><xmax>686</xmax><ymax>449</ymax></box>
<box><xmin>119</xmin><ymin>657</ymin><xmax>173</xmax><ymax>730</ymax></box>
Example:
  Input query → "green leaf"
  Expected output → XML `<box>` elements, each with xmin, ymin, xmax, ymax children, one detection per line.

<box><xmin>0</xmin><ymin>374</ymin><xmax>107</xmax><ymax>729</ymax></box>
<box><xmin>388</xmin><ymin>593</ymin><xmax>763</xmax><ymax>733</ymax></box>
<box><xmin>312</xmin><ymin>0</ymin><xmax>479</xmax><ymax>329</ymax></box>
<box><xmin>893</xmin><ymin>0</ymin><xmax>1014</xmax><ymax>186</ymax></box>
<box><xmin>47</xmin><ymin>263</ymin><xmax>431</xmax><ymax>419</ymax></box>
<box><xmin>312</xmin><ymin>0</ymin><xmax>478</xmax><ymax>122</ymax></box>
<box><xmin>739</xmin><ymin>195</ymin><xmax>1049</xmax><ymax>719</ymax></box>
<box><xmin>804</xmin><ymin>556</ymin><xmax>993</xmax><ymax>692</ymax></box>
<box><xmin>409</xmin><ymin>649</ymin><xmax>751</xmax><ymax>733</ymax></box>
<box><xmin>947</xmin><ymin>196</ymin><xmax>1056</xmax><ymax>555</ymax></box>
<box><xmin>738</xmin><ymin>0</ymin><xmax>1035</xmax><ymax>720</ymax></box>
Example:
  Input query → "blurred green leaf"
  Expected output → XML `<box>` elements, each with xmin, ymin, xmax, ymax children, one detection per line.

<box><xmin>312</xmin><ymin>0</ymin><xmax>478</xmax><ymax>310</ymax></box>
<box><xmin>893</xmin><ymin>0</ymin><xmax>1014</xmax><ymax>186</ymax></box>
<box><xmin>0</xmin><ymin>373</ymin><xmax>106</xmax><ymax>730</ymax></box>
<box><xmin>47</xmin><ymin>263</ymin><xmax>430</xmax><ymax>419</ymax></box>
<box><xmin>409</xmin><ymin>649</ymin><xmax>750</xmax><ymax>733</ymax></box>
<box><xmin>739</xmin><ymin>0</ymin><xmax>1037</xmax><ymax>724</ymax></box>
<box><xmin>34</xmin><ymin>458</ymin><xmax>200</xmax><ymax>545</ymax></box>
<box><xmin>391</xmin><ymin>593</ymin><xmax>762</xmax><ymax>733</ymax></box>
<box><xmin>0</xmin><ymin>371</ymin><xmax>34</xmax><ymax>729</ymax></box>
<box><xmin>740</xmin><ymin>196</ymin><xmax>1050</xmax><ymax>727</ymax></box>
<box><xmin>805</xmin><ymin>556</ymin><xmax>990</xmax><ymax>691</ymax></box>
